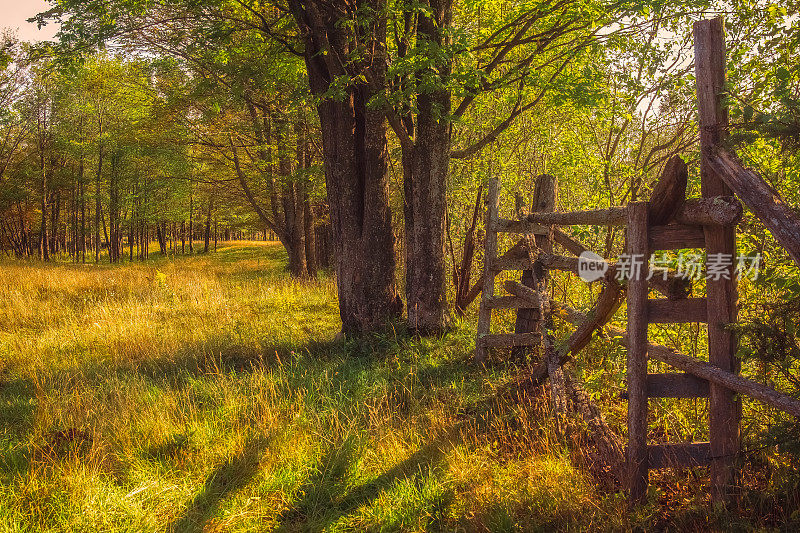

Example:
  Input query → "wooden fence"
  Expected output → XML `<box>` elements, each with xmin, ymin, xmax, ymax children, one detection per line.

<box><xmin>475</xmin><ymin>17</ymin><xmax>800</xmax><ymax>504</ymax></box>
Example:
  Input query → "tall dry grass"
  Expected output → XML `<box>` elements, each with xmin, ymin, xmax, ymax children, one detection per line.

<box><xmin>0</xmin><ymin>242</ymin><xmax>792</xmax><ymax>531</ymax></box>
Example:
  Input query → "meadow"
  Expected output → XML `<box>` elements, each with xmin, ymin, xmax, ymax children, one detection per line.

<box><xmin>0</xmin><ymin>242</ymin><xmax>795</xmax><ymax>532</ymax></box>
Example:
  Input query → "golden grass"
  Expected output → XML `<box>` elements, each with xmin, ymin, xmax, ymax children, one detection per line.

<box><xmin>0</xmin><ymin>242</ymin><xmax>795</xmax><ymax>531</ymax></box>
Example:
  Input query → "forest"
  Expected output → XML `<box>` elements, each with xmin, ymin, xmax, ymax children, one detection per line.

<box><xmin>1</xmin><ymin>0</ymin><xmax>799</xmax><ymax>530</ymax></box>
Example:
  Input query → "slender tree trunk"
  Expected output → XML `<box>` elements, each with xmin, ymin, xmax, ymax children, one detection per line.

<box><xmin>188</xmin><ymin>186</ymin><xmax>194</xmax><ymax>253</ymax></box>
<box><xmin>157</xmin><ymin>222</ymin><xmax>167</xmax><ymax>255</ymax></box>
<box><xmin>52</xmin><ymin>190</ymin><xmax>58</xmax><ymax>255</ymax></box>
<box><xmin>203</xmin><ymin>198</ymin><xmax>213</xmax><ymax>253</ymax></box>
<box><xmin>95</xmin><ymin>143</ymin><xmax>102</xmax><ymax>263</ymax></box>
<box><xmin>453</xmin><ymin>185</ymin><xmax>482</xmax><ymax>314</ymax></box>
<box><xmin>129</xmin><ymin>216</ymin><xmax>134</xmax><ymax>262</ymax></box>
<box><xmin>304</xmin><ymin>196</ymin><xmax>317</xmax><ymax>277</ymax></box>
<box><xmin>17</xmin><ymin>203</ymin><xmax>28</xmax><ymax>257</ymax></box>
<box><xmin>99</xmin><ymin>201</ymin><xmax>109</xmax><ymax>255</ymax></box>
<box><xmin>282</xmin><ymin>120</ymin><xmax>307</xmax><ymax>276</ymax></box>
<box><xmin>109</xmin><ymin>153</ymin><xmax>119</xmax><ymax>263</ymax></box>
<box><xmin>80</xmin><ymin>168</ymin><xmax>86</xmax><ymax>263</ymax></box>
<box><xmin>39</xmin><ymin>156</ymin><xmax>48</xmax><ymax>261</ymax></box>
<box><xmin>303</xmin><ymin>133</ymin><xmax>318</xmax><ymax>277</ymax></box>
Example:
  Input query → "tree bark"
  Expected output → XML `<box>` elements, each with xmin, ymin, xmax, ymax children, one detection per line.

<box><xmin>188</xmin><ymin>184</ymin><xmax>194</xmax><ymax>254</ymax></box>
<box><xmin>95</xmin><ymin>136</ymin><xmax>102</xmax><ymax>263</ymax></box>
<box><xmin>283</xmin><ymin>120</ymin><xmax>306</xmax><ymax>276</ymax></box>
<box><xmin>304</xmin><ymin>195</ymin><xmax>318</xmax><ymax>277</ymax></box>
<box><xmin>39</xmin><ymin>162</ymin><xmax>48</xmax><ymax>261</ymax></box>
<box><xmin>514</xmin><ymin>175</ymin><xmax>557</xmax><ymax>361</ymax></box>
<box><xmin>402</xmin><ymin>0</ymin><xmax>453</xmax><ymax>333</ymax></box>
<box><xmin>157</xmin><ymin>222</ymin><xmax>167</xmax><ymax>255</ymax></box>
<box><xmin>203</xmin><ymin>198</ymin><xmax>213</xmax><ymax>253</ymax></box>
<box><xmin>289</xmin><ymin>0</ymin><xmax>402</xmax><ymax>334</ymax></box>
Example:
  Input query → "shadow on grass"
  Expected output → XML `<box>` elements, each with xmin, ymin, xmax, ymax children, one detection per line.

<box><xmin>168</xmin><ymin>435</ymin><xmax>268</xmax><ymax>533</ymax></box>
<box><xmin>274</xmin><ymin>430</ymin><xmax>457</xmax><ymax>532</ymax></box>
<box><xmin>0</xmin><ymin>378</ymin><xmax>36</xmax><ymax>480</ymax></box>
<box><xmin>271</xmin><ymin>362</ymin><xmax>528</xmax><ymax>532</ymax></box>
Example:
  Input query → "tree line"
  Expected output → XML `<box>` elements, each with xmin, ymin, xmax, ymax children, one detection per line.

<box><xmin>3</xmin><ymin>0</ymin><xmax>798</xmax><ymax>338</ymax></box>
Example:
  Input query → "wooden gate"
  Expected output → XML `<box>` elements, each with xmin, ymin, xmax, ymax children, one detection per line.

<box><xmin>475</xmin><ymin>17</ymin><xmax>800</xmax><ymax>504</ymax></box>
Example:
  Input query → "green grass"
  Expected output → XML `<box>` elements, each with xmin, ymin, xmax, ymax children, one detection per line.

<box><xmin>0</xmin><ymin>242</ymin><xmax>796</xmax><ymax>531</ymax></box>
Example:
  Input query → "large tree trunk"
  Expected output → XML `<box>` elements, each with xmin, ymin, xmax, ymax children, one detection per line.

<box><xmin>402</xmin><ymin>132</ymin><xmax>450</xmax><ymax>332</ymax></box>
<box><xmin>290</xmin><ymin>0</ymin><xmax>402</xmax><ymax>334</ymax></box>
<box><xmin>401</xmin><ymin>0</ymin><xmax>453</xmax><ymax>333</ymax></box>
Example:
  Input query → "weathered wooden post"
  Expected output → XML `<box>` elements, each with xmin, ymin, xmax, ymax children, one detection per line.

<box><xmin>626</xmin><ymin>201</ymin><xmax>650</xmax><ymax>503</ymax></box>
<box><xmin>694</xmin><ymin>17</ymin><xmax>740</xmax><ymax>502</ymax></box>
<box><xmin>527</xmin><ymin>176</ymin><xmax>565</xmax><ymax>417</ymax></box>
<box><xmin>514</xmin><ymin>175</ymin><xmax>557</xmax><ymax>362</ymax></box>
<box><xmin>475</xmin><ymin>178</ymin><xmax>500</xmax><ymax>362</ymax></box>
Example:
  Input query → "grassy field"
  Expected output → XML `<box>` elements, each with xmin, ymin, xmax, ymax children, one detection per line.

<box><xmin>0</xmin><ymin>242</ymin><xmax>795</xmax><ymax>532</ymax></box>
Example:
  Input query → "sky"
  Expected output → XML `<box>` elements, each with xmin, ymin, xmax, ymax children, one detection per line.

<box><xmin>0</xmin><ymin>0</ymin><xmax>60</xmax><ymax>42</ymax></box>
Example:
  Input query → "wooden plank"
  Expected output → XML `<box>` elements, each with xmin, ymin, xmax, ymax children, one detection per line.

<box><xmin>504</xmin><ymin>280</ymin><xmax>541</xmax><ymax>307</ymax></box>
<box><xmin>522</xmin><ymin>198</ymin><xmax>737</xmax><ymax>229</ymax></box>
<box><xmin>626</xmin><ymin>201</ymin><xmax>650</xmax><ymax>503</ymax></box>
<box><xmin>675</xmin><ymin>197</ymin><xmax>742</xmax><ymax>226</ymax></box>
<box><xmin>648</xmin><ymin>298</ymin><xmax>707</xmax><ymax>324</ymax></box>
<box><xmin>494</xmin><ymin>218</ymin><xmax>549</xmax><ymax>235</ymax></box>
<box><xmin>475</xmin><ymin>178</ymin><xmax>500</xmax><ymax>362</ymax></box>
<box><xmin>709</xmin><ymin>149</ymin><xmax>800</xmax><ymax>266</ymax></box>
<box><xmin>647</xmin><ymin>373</ymin><xmax>709</xmax><ymax>398</ymax></box>
<box><xmin>494</xmin><ymin>253</ymin><xmax>580</xmax><ymax>273</ymax></box>
<box><xmin>553</xmin><ymin>229</ymin><xmax>587</xmax><ymax>256</ymax></box>
<box><xmin>515</xmin><ymin>175</ymin><xmax>557</xmax><ymax>361</ymax></box>
<box><xmin>649</xmin><ymin>224</ymin><xmax>705</xmax><ymax>251</ymax></box>
<box><xmin>484</xmin><ymin>296</ymin><xmax>541</xmax><ymax>311</ymax></box>
<box><xmin>494</xmin><ymin>256</ymin><xmax>534</xmax><ymax>271</ymax></box>
<box><xmin>648</xmin><ymin>155</ymin><xmax>688</xmax><ymax>225</ymax></box>
<box><xmin>695</xmin><ymin>16</ymin><xmax>739</xmax><ymax>502</ymax></box>
<box><xmin>526</xmin><ymin>206</ymin><xmax>627</xmax><ymax>226</ymax></box>
<box><xmin>552</xmin><ymin>303</ymin><xmax>800</xmax><ymax>418</ymax></box>
<box><xmin>478</xmin><ymin>332</ymin><xmax>542</xmax><ymax>348</ymax></box>
<box><xmin>648</xmin><ymin>442</ymin><xmax>711</xmax><ymax>469</ymax></box>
